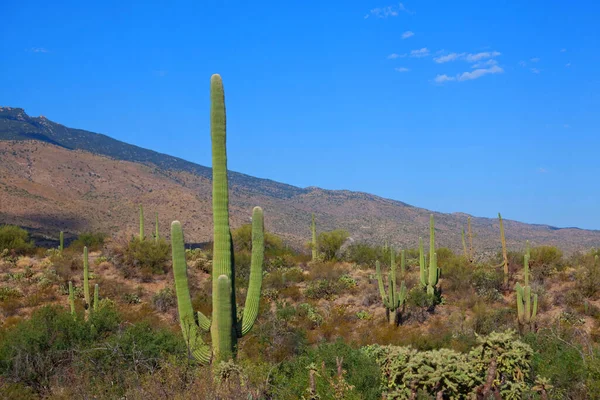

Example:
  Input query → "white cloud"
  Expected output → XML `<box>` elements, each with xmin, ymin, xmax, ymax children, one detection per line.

<box><xmin>530</xmin><ymin>57</ymin><xmax>540</xmax><ymax>63</ymax></box>
<box><xmin>434</xmin><ymin>52</ymin><xmax>463</xmax><ymax>63</ymax></box>
<box><xmin>28</xmin><ymin>47</ymin><xmax>48</xmax><ymax>53</ymax></box>
<box><xmin>365</xmin><ymin>3</ymin><xmax>411</xmax><ymax>18</ymax></box>
<box><xmin>518</xmin><ymin>60</ymin><xmax>527</xmax><ymax>67</ymax></box>
<box><xmin>464</xmin><ymin>51</ymin><xmax>501</xmax><ymax>62</ymax></box>
<box><xmin>530</xmin><ymin>68</ymin><xmax>540</xmax><ymax>74</ymax></box>
<box><xmin>537</xmin><ymin>167</ymin><xmax>548</xmax><ymax>174</ymax></box>
<box><xmin>471</xmin><ymin>59</ymin><xmax>498</xmax><ymax>68</ymax></box>
<box><xmin>457</xmin><ymin>65</ymin><xmax>504</xmax><ymax>81</ymax></box>
<box><xmin>395</xmin><ymin>67</ymin><xmax>410</xmax><ymax>72</ymax></box>
<box><xmin>401</xmin><ymin>30</ymin><xmax>414</xmax><ymax>39</ymax></box>
<box><xmin>434</xmin><ymin>74</ymin><xmax>455</xmax><ymax>83</ymax></box>
<box><xmin>410</xmin><ymin>48</ymin><xmax>430</xmax><ymax>58</ymax></box>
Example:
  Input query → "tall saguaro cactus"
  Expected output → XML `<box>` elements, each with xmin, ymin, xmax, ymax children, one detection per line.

<box><xmin>83</xmin><ymin>246</ymin><xmax>90</xmax><ymax>311</ymax></box>
<box><xmin>171</xmin><ymin>74</ymin><xmax>265</xmax><ymax>364</ymax></box>
<box><xmin>59</xmin><ymin>231</ymin><xmax>64</xmax><ymax>252</ymax></box>
<box><xmin>515</xmin><ymin>253</ymin><xmax>538</xmax><ymax>332</ymax></box>
<box><xmin>427</xmin><ymin>215</ymin><xmax>440</xmax><ymax>296</ymax></box>
<box><xmin>467</xmin><ymin>216</ymin><xmax>474</xmax><ymax>261</ymax></box>
<box><xmin>154</xmin><ymin>212</ymin><xmax>160</xmax><ymax>242</ymax></box>
<box><xmin>461</xmin><ymin>229</ymin><xmax>468</xmax><ymax>260</ymax></box>
<box><xmin>139</xmin><ymin>204</ymin><xmax>144</xmax><ymax>240</ymax></box>
<box><xmin>376</xmin><ymin>248</ymin><xmax>407</xmax><ymax>326</ymax></box>
<box><xmin>311</xmin><ymin>213</ymin><xmax>317</xmax><ymax>261</ymax></box>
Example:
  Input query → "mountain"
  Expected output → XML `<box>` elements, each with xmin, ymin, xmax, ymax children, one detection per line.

<box><xmin>1</xmin><ymin>106</ymin><xmax>599</xmax><ymax>254</ymax></box>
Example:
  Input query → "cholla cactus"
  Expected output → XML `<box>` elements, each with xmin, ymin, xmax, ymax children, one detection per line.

<box><xmin>171</xmin><ymin>74</ymin><xmax>264</xmax><ymax>364</ymax></box>
<box><xmin>376</xmin><ymin>248</ymin><xmax>407</xmax><ymax>326</ymax></box>
<box><xmin>515</xmin><ymin>253</ymin><xmax>538</xmax><ymax>331</ymax></box>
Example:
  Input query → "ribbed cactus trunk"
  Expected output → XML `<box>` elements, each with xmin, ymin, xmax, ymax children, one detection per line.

<box><xmin>467</xmin><ymin>216</ymin><xmax>474</xmax><ymax>261</ymax></box>
<box><xmin>461</xmin><ymin>229</ymin><xmax>467</xmax><ymax>260</ymax></box>
<box><xmin>59</xmin><ymin>231</ymin><xmax>64</xmax><ymax>252</ymax></box>
<box><xmin>139</xmin><ymin>204</ymin><xmax>144</xmax><ymax>240</ymax></box>
<box><xmin>68</xmin><ymin>280</ymin><xmax>75</xmax><ymax>316</ymax></box>
<box><xmin>93</xmin><ymin>284</ymin><xmax>99</xmax><ymax>312</ymax></box>
<box><xmin>427</xmin><ymin>215</ymin><xmax>439</xmax><ymax>296</ymax></box>
<box><xmin>311</xmin><ymin>213</ymin><xmax>317</xmax><ymax>261</ymax></box>
<box><xmin>376</xmin><ymin>248</ymin><xmax>407</xmax><ymax>327</ymax></box>
<box><xmin>171</xmin><ymin>74</ymin><xmax>264</xmax><ymax>364</ymax></box>
<box><xmin>498</xmin><ymin>213</ymin><xmax>509</xmax><ymax>285</ymax></box>
<box><xmin>515</xmin><ymin>253</ymin><xmax>538</xmax><ymax>332</ymax></box>
<box><xmin>419</xmin><ymin>237</ymin><xmax>427</xmax><ymax>288</ymax></box>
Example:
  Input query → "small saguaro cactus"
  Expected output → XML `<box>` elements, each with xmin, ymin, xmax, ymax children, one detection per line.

<box><xmin>498</xmin><ymin>212</ymin><xmax>509</xmax><ymax>285</ymax></box>
<box><xmin>311</xmin><ymin>213</ymin><xmax>317</xmax><ymax>261</ymax></box>
<box><xmin>461</xmin><ymin>229</ymin><xmax>468</xmax><ymax>260</ymax></box>
<box><xmin>59</xmin><ymin>231</ymin><xmax>64</xmax><ymax>252</ymax></box>
<box><xmin>376</xmin><ymin>248</ymin><xmax>407</xmax><ymax>326</ymax></box>
<box><xmin>139</xmin><ymin>204</ymin><xmax>145</xmax><ymax>240</ymax></box>
<box><xmin>68</xmin><ymin>281</ymin><xmax>75</xmax><ymax>315</ymax></box>
<box><xmin>93</xmin><ymin>284</ymin><xmax>99</xmax><ymax>312</ymax></box>
<box><xmin>515</xmin><ymin>253</ymin><xmax>538</xmax><ymax>332</ymax></box>
<box><xmin>83</xmin><ymin>246</ymin><xmax>91</xmax><ymax>311</ymax></box>
<box><xmin>467</xmin><ymin>216</ymin><xmax>474</xmax><ymax>261</ymax></box>
<box><xmin>171</xmin><ymin>74</ymin><xmax>265</xmax><ymax>364</ymax></box>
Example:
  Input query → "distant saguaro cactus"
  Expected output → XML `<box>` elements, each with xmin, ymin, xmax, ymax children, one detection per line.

<box><xmin>515</xmin><ymin>253</ymin><xmax>538</xmax><ymax>332</ymax></box>
<box><xmin>376</xmin><ymin>248</ymin><xmax>407</xmax><ymax>326</ymax></box>
<box><xmin>139</xmin><ymin>204</ymin><xmax>144</xmax><ymax>240</ymax></box>
<box><xmin>311</xmin><ymin>213</ymin><xmax>317</xmax><ymax>261</ymax></box>
<box><xmin>59</xmin><ymin>231</ymin><xmax>64</xmax><ymax>252</ymax></box>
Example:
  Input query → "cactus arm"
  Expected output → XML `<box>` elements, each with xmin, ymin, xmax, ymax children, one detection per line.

<box><xmin>531</xmin><ymin>293</ymin><xmax>538</xmax><ymax>322</ymax></box>
<box><xmin>524</xmin><ymin>285</ymin><xmax>532</xmax><ymax>323</ymax></box>
<box><xmin>461</xmin><ymin>229</ymin><xmax>467</xmax><ymax>259</ymax></box>
<box><xmin>399</xmin><ymin>281</ymin><xmax>407</xmax><ymax>306</ymax></box>
<box><xmin>215</xmin><ymin>274</ymin><xmax>233</xmax><ymax>362</ymax></box>
<box><xmin>515</xmin><ymin>283</ymin><xmax>524</xmax><ymax>323</ymax></box>
<box><xmin>171</xmin><ymin>221</ymin><xmax>211</xmax><ymax>364</ymax></box>
<box><xmin>93</xmin><ymin>284</ymin><xmax>99</xmax><ymax>312</ymax></box>
<box><xmin>139</xmin><ymin>204</ymin><xmax>144</xmax><ymax>240</ymax></box>
<box><xmin>524</xmin><ymin>254</ymin><xmax>530</xmax><ymax>287</ymax></box>
<box><xmin>69</xmin><ymin>280</ymin><xmax>75</xmax><ymax>315</ymax></box>
<box><xmin>59</xmin><ymin>231</ymin><xmax>64</xmax><ymax>252</ymax></box>
<box><xmin>83</xmin><ymin>246</ymin><xmax>90</xmax><ymax>309</ymax></box>
<box><xmin>400</xmin><ymin>250</ymin><xmax>406</xmax><ymax>278</ymax></box>
<box><xmin>240</xmin><ymin>206</ymin><xmax>264</xmax><ymax>337</ymax></box>
<box><xmin>419</xmin><ymin>237</ymin><xmax>427</xmax><ymax>287</ymax></box>
<box><xmin>198</xmin><ymin>311</ymin><xmax>212</xmax><ymax>332</ymax></box>
<box><xmin>375</xmin><ymin>261</ymin><xmax>389</xmax><ymax>308</ymax></box>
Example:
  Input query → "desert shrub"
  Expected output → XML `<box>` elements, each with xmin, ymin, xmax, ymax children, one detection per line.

<box><xmin>186</xmin><ymin>248</ymin><xmax>212</xmax><ymax>273</ymax></box>
<box><xmin>441</xmin><ymin>253</ymin><xmax>472</xmax><ymax>292</ymax></box>
<box><xmin>471</xmin><ymin>266</ymin><xmax>503</xmax><ymax>301</ymax></box>
<box><xmin>338</xmin><ymin>274</ymin><xmax>357</xmax><ymax>289</ymax></box>
<box><xmin>308</xmin><ymin>262</ymin><xmax>346</xmax><ymax>281</ymax></box>
<box><xmin>317</xmin><ymin>230</ymin><xmax>350</xmax><ymax>261</ymax></box>
<box><xmin>271</xmin><ymin>340</ymin><xmax>381</xmax><ymax>400</ymax></box>
<box><xmin>577</xmin><ymin>255</ymin><xmax>600</xmax><ymax>299</ymax></box>
<box><xmin>305</xmin><ymin>279</ymin><xmax>344</xmax><ymax>300</ymax></box>
<box><xmin>123</xmin><ymin>237</ymin><xmax>170</xmax><ymax>274</ymax></box>
<box><xmin>69</xmin><ymin>232</ymin><xmax>106</xmax><ymax>252</ymax></box>
<box><xmin>0</xmin><ymin>225</ymin><xmax>34</xmax><ymax>255</ymax></box>
<box><xmin>471</xmin><ymin>303</ymin><xmax>515</xmax><ymax>335</ymax></box>
<box><xmin>152</xmin><ymin>287</ymin><xmax>177</xmax><ymax>312</ymax></box>
<box><xmin>345</xmin><ymin>243</ymin><xmax>380</xmax><ymax>267</ymax></box>
<box><xmin>530</xmin><ymin>245</ymin><xmax>564</xmax><ymax>280</ymax></box>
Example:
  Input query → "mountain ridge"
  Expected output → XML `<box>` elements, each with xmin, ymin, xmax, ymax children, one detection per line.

<box><xmin>1</xmin><ymin>106</ymin><xmax>599</xmax><ymax>254</ymax></box>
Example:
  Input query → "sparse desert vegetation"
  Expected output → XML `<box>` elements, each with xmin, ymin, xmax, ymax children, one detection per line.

<box><xmin>1</xmin><ymin>74</ymin><xmax>600</xmax><ymax>399</ymax></box>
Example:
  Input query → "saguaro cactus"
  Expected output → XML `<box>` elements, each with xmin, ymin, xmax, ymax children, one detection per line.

<box><xmin>139</xmin><ymin>204</ymin><xmax>144</xmax><ymax>240</ymax></box>
<box><xmin>376</xmin><ymin>248</ymin><xmax>407</xmax><ymax>326</ymax></box>
<box><xmin>467</xmin><ymin>216</ymin><xmax>474</xmax><ymax>261</ymax></box>
<box><xmin>515</xmin><ymin>253</ymin><xmax>538</xmax><ymax>331</ymax></box>
<box><xmin>59</xmin><ymin>231</ymin><xmax>64</xmax><ymax>252</ymax></box>
<box><xmin>498</xmin><ymin>213</ymin><xmax>509</xmax><ymax>285</ymax></box>
<box><xmin>311</xmin><ymin>213</ymin><xmax>317</xmax><ymax>261</ymax></box>
<box><xmin>68</xmin><ymin>281</ymin><xmax>75</xmax><ymax>315</ymax></box>
<box><xmin>461</xmin><ymin>229</ymin><xmax>468</xmax><ymax>260</ymax></box>
<box><xmin>83</xmin><ymin>246</ymin><xmax>90</xmax><ymax>310</ymax></box>
<box><xmin>93</xmin><ymin>284</ymin><xmax>99</xmax><ymax>312</ymax></box>
<box><xmin>419</xmin><ymin>237</ymin><xmax>427</xmax><ymax>288</ymax></box>
<box><xmin>427</xmin><ymin>215</ymin><xmax>440</xmax><ymax>296</ymax></box>
<box><xmin>172</xmin><ymin>74</ymin><xmax>265</xmax><ymax>364</ymax></box>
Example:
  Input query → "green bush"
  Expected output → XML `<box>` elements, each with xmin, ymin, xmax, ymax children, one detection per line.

<box><xmin>471</xmin><ymin>266</ymin><xmax>503</xmax><ymax>301</ymax></box>
<box><xmin>152</xmin><ymin>287</ymin><xmax>177</xmax><ymax>312</ymax></box>
<box><xmin>0</xmin><ymin>225</ymin><xmax>34</xmax><ymax>254</ymax></box>
<box><xmin>345</xmin><ymin>243</ymin><xmax>380</xmax><ymax>267</ymax></box>
<box><xmin>271</xmin><ymin>340</ymin><xmax>381</xmax><ymax>400</ymax></box>
<box><xmin>305</xmin><ymin>279</ymin><xmax>344</xmax><ymax>300</ymax></box>
<box><xmin>317</xmin><ymin>230</ymin><xmax>350</xmax><ymax>261</ymax></box>
<box><xmin>68</xmin><ymin>232</ymin><xmax>106</xmax><ymax>252</ymax></box>
<box><xmin>123</xmin><ymin>237</ymin><xmax>170</xmax><ymax>274</ymax></box>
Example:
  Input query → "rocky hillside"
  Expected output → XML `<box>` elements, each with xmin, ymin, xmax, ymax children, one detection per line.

<box><xmin>1</xmin><ymin>106</ymin><xmax>599</xmax><ymax>254</ymax></box>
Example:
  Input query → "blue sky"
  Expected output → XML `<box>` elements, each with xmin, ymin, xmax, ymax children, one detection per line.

<box><xmin>1</xmin><ymin>1</ymin><xmax>599</xmax><ymax>229</ymax></box>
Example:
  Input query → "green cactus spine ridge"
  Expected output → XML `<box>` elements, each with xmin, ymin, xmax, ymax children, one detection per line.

<box><xmin>59</xmin><ymin>231</ymin><xmax>64</xmax><ymax>252</ymax></box>
<box><xmin>311</xmin><ymin>213</ymin><xmax>317</xmax><ymax>261</ymax></box>
<box><xmin>139</xmin><ymin>204</ymin><xmax>144</xmax><ymax>240</ymax></box>
<box><xmin>170</xmin><ymin>74</ymin><xmax>264</xmax><ymax>364</ymax></box>
<box><xmin>68</xmin><ymin>280</ymin><xmax>75</xmax><ymax>315</ymax></box>
<box><xmin>515</xmin><ymin>253</ymin><xmax>538</xmax><ymax>331</ymax></box>
<box><xmin>154</xmin><ymin>212</ymin><xmax>159</xmax><ymax>242</ymax></box>
<box><xmin>83</xmin><ymin>246</ymin><xmax>90</xmax><ymax>310</ymax></box>
<box><xmin>375</xmin><ymin>248</ymin><xmax>407</xmax><ymax>326</ymax></box>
